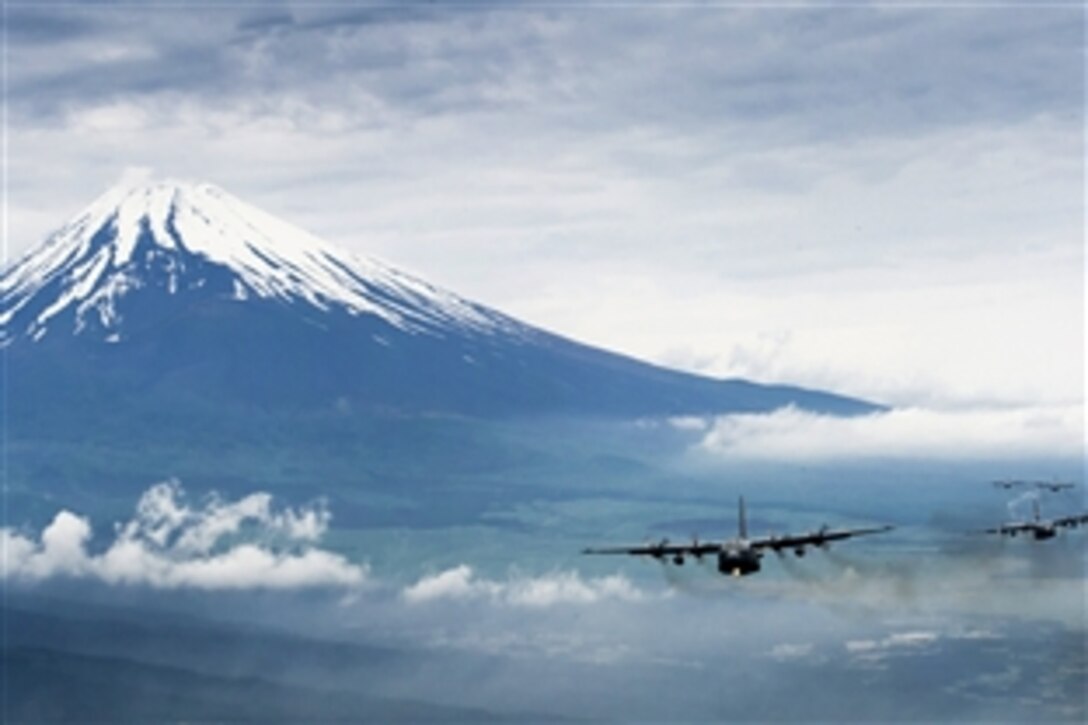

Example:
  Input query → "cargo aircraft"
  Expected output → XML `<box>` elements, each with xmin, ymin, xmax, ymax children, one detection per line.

<box><xmin>983</xmin><ymin>499</ymin><xmax>1088</xmax><ymax>541</ymax></box>
<box><xmin>582</xmin><ymin>497</ymin><xmax>893</xmax><ymax>577</ymax></box>
<box><xmin>991</xmin><ymin>479</ymin><xmax>1076</xmax><ymax>493</ymax></box>
<box><xmin>1034</xmin><ymin>480</ymin><xmax>1076</xmax><ymax>493</ymax></box>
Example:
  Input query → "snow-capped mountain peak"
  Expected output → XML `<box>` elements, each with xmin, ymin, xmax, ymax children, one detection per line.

<box><xmin>4</xmin><ymin>179</ymin><xmax>881</xmax><ymax>418</ymax></box>
<box><xmin>2</xmin><ymin>179</ymin><xmax>519</xmax><ymax>344</ymax></box>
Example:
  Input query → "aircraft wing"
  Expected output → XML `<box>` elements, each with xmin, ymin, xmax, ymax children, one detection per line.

<box><xmin>582</xmin><ymin>541</ymin><xmax>722</xmax><ymax>557</ymax></box>
<box><xmin>1052</xmin><ymin>513</ymin><xmax>1088</xmax><ymax>528</ymax></box>
<box><xmin>982</xmin><ymin>522</ymin><xmax>1037</xmax><ymax>535</ymax></box>
<box><xmin>750</xmin><ymin>524</ymin><xmax>893</xmax><ymax>552</ymax></box>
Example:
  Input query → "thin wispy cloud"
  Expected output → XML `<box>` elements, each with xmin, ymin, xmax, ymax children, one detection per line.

<box><xmin>845</xmin><ymin>631</ymin><xmax>940</xmax><ymax>665</ymax></box>
<box><xmin>402</xmin><ymin>564</ymin><xmax>646</xmax><ymax>608</ymax></box>
<box><xmin>768</xmin><ymin>642</ymin><xmax>817</xmax><ymax>662</ymax></box>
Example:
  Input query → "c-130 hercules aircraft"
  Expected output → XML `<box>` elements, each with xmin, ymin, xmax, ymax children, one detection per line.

<box><xmin>582</xmin><ymin>497</ymin><xmax>893</xmax><ymax>577</ymax></box>
<box><xmin>983</xmin><ymin>498</ymin><xmax>1088</xmax><ymax>541</ymax></box>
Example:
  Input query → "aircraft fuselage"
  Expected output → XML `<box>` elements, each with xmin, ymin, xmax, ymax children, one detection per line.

<box><xmin>717</xmin><ymin>544</ymin><xmax>762</xmax><ymax>577</ymax></box>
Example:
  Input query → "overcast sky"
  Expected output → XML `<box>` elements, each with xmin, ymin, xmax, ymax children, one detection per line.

<box><xmin>5</xmin><ymin>2</ymin><xmax>1084</xmax><ymax>408</ymax></box>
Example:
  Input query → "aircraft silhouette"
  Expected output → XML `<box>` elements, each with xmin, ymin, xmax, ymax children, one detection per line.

<box><xmin>983</xmin><ymin>499</ymin><xmax>1088</xmax><ymax>541</ymax></box>
<box><xmin>1034</xmin><ymin>480</ymin><xmax>1075</xmax><ymax>493</ymax></box>
<box><xmin>582</xmin><ymin>497</ymin><xmax>892</xmax><ymax>577</ymax></box>
<box><xmin>991</xmin><ymin>479</ymin><xmax>1076</xmax><ymax>493</ymax></box>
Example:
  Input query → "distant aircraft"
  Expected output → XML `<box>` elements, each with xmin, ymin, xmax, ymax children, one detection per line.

<box><xmin>1034</xmin><ymin>480</ymin><xmax>1075</xmax><ymax>493</ymax></box>
<box><xmin>582</xmin><ymin>497</ymin><xmax>893</xmax><ymax>577</ymax></box>
<box><xmin>983</xmin><ymin>499</ymin><xmax>1088</xmax><ymax>541</ymax></box>
<box><xmin>990</xmin><ymin>479</ymin><xmax>1076</xmax><ymax>493</ymax></box>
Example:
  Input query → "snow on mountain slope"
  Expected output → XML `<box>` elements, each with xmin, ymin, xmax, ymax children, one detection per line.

<box><xmin>2</xmin><ymin>179</ymin><xmax>524</xmax><ymax>345</ymax></box>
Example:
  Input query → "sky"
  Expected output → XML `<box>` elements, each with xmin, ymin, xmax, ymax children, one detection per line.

<box><xmin>4</xmin><ymin>1</ymin><xmax>1084</xmax><ymax>410</ymax></box>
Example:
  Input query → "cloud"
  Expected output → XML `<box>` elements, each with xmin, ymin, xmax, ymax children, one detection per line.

<box><xmin>402</xmin><ymin>564</ymin><xmax>645</xmax><ymax>607</ymax></box>
<box><xmin>9</xmin><ymin>6</ymin><xmax>1080</xmax><ymax>136</ymax></box>
<box><xmin>844</xmin><ymin>631</ymin><xmax>940</xmax><ymax>653</ymax></box>
<box><xmin>1</xmin><ymin>480</ymin><xmax>366</xmax><ymax>590</ymax></box>
<box><xmin>768</xmin><ymin>642</ymin><xmax>815</xmax><ymax>662</ymax></box>
<box><xmin>666</xmin><ymin>416</ymin><xmax>711</xmax><ymax>432</ymax></box>
<box><xmin>775</xmin><ymin>628</ymin><xmax>976</xmax><ymax>665</ymax></box>
<box><xmin>696</xmin><ymin>404</ymin><xmax>1083</xmax><ymax>461</ymax></box>
<box><xmin>845</xmin><ymin>630</ymin><xmax>940</xmax><ymax>662</ymax></box>
<box><xmin>124</xmin><ymin>479</ymin><xmax>332</xmax><ymax>553</ymax></box>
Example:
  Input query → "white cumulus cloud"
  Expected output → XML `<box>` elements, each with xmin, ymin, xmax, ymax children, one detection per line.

<box><xmin>1</xmin><ymin>480</ymin><xmax>365</xmax><ymax>590</ymax></box>
<box><xmin>402</xmin><ymin>565</ymin><xmax>645</xmax><ymax>608</ymax></box>
<box><xmin>697</xmin><ymin>404</ymin><xmax>1083</xmax><ymax>460</ymax></box>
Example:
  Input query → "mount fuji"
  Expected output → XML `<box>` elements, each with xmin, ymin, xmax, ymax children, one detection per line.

<box><xmin>3</xmin><ymin>180</ymin><xmax>878</xmax><ymax>419</ymax></box>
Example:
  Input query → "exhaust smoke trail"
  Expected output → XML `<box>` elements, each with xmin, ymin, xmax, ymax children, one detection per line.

<box><xmin>1006</xmin><ymin>490</ymin><xmax>1040</xmax><ymax>520</ymax></box>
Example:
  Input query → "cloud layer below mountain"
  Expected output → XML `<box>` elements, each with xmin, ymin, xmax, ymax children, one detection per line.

<box><xmin>688</xmin><ymin>403</ymin><xmax>1083</xmax><ymax>461</ymax></box>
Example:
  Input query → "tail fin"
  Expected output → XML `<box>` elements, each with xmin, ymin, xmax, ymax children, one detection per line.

<box><xmin>738</xmin><ymin>496</ymin><xmax>748</xmax><ymax>540</ymax></box>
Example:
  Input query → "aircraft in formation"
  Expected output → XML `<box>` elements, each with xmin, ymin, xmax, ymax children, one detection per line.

<box><xmin>981</xmin><ymin>498</ymin><xmax>1088</xmax><ymax>541</ymax></box>
<box><xmin>1035</xmin><ymin>481</ymin><xmax>1076</xmax><ymax>493</ymax></box>
<box><xmin>991</xmin><ymin>479</ymin><xmax>1076</xmax><ymax>493</ymax></box>
<box><xmin>582</xmin><ymin>497</ymin><xmax>893</xmax><ymax>577</ymax></box>
<box><xmin>583</xmin><ymin>482</ymin><xmax>1087</xmax><ymax>578</ymax></box>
